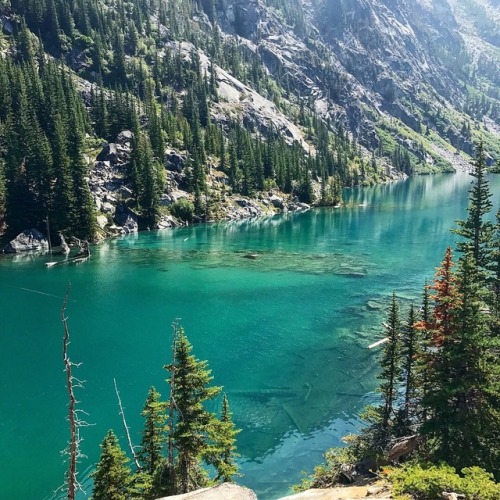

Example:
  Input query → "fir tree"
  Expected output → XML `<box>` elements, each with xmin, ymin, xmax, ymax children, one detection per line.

<box><xmin>453</xmin><ymin>140</ymin><xmax>494</xmax><ymax>270</ymax></box>
<box><xmin>91</xmin><ymin>430</ymin><xmax>132</xmax><ymax>500</ymax></box>
<box><xmin>421</xmin><ymin>247</ymin><xmax>459</xmax><ymax>461</ymax></box>
<box><xmin>207</xmin><ymin>394</ymin><xmax>240</xmax><ymax>483</ymax></box>
<box><xmin>138</xmin><ymin>386</ymin><xmax>168</xmax><ymax>475</ymax></box>
<box><xmin>165</xmin><ymin>325</ymin><xmax>222</xmax><ymax>493</ymax></box>
<box><xmin>378</xmin><ymin>293</ymin><xmax>401</xmax><ymax>439</ymax></box>
<box><xmin>396</xmin><ymin>304</ymin><xmax>419</xmax><ymax>437</ymax></box>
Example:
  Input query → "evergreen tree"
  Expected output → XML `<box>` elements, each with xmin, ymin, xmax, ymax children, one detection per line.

<box><xmin>0</xmin><ymin>158</ymin><xmax>5</xmax><ymax>228</ymax></box>
<box><xmin>165</xmin><ymin>326</ymin><xmax>222</xmax><ymax>493</ymax></box>
<box><xmin>91</xmin><ymin>430</ymin><xmax>132</xmax><ymax>500</ymax></box>
<box><xmin>396</xmin><ymin>304</ymin><xmax>419</xmax><ymax>436</ymax></box>
<box><xmin>138</xmin><ymin>386</ymin><xmax>168</xmax><ymax>475</ymax></box>
<box><xmin>490</xmin><ymin>210</ymin><xmax>500</xmax><ymax>327</ymax></box>
<box><xmin>378</xmin><ymin>293</ymin><xmax>401</xmax><ymax>439</ymax></box>
<box><xmin>421</xmin><ymin>247</ymin><xmax>460</xmax><ymax>461</ymax></box>
<box><xmin>67</xmin><ymin>116</ymin><xmax>97</xmax><ymax>240</ymax></box>
<box><xmin>207</xmin><ymin>394</ymin><xmax>240</xmax><ymax>483</ymax></box>
<box><xmin>453</xmin><ymin>141</ymin><xmax>494</xmax><ymax>270</ymax></box>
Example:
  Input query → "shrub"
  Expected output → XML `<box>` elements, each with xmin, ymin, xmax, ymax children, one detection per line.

<box><xmin>292</xmin><ymin>446</ymin><xmax>358</xmax><ymax>492</ymax></box>
<box><xmin>389</xmin><ymin>462</ymin><xmax>500</xmax><ymax>500</ymax></box>
<box><xmin>169</xmin><ymin>199</ymin><xmax>194</xmax><ymax>222</ymax></box>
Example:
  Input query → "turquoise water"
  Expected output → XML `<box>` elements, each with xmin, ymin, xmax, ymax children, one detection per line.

<box><xmin>0</xmin><ymin>173</ymin><xmax>498</xmax><ymax>499</ymax></box>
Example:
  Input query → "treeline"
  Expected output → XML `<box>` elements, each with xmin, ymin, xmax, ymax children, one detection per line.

<box><xmin>90</xmin><ymin>324</ymin><xmax>239</xmax><ymax>499</ymax></box>
<box><xmin>0</xmin><ymin>0</ymin><xmax>378</xmax><ymax>240</ymax></box>
<box><xmin>0</xmin><ymin>40</ymin><xmax>96</xmax><ymax>239</ymax></box>
<box><xmin>298</xmin><ymin>143</ymin><xmax>500</xmax><ymax>490</ymax></box>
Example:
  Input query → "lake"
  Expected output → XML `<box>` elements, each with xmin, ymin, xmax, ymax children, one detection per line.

<box><xmin>0</xmin><ymin>172</ymin><xmax>499</xmax><ymax>499</ymax></box>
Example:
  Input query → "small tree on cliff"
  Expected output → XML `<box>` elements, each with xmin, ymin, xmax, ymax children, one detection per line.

<box><xmin>165</xmin><ymin>326</ymin><xmax>222</xmax><ymax>493</ymax></box>
<box><xmin>91</xmin><ymin>430</ymin><xmax>132</xmax><ymax>500</ymax></box>
<box><xmin>206</xmin><ymin>393</ymin><xmax>240</xmax><ymax>483</ymax></box>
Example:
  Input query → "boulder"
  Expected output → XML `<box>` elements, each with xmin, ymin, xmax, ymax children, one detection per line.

<box><xmin>1</xmin><ymin>16</ymin><xmax>15</xmax><ymax>35</ymax></box>
<box><xmin>270</xmin><ymin>194</ymin><xmax>285</xmax><ymax>209</ymax></box>
<box><xmin>96</xmin><ymin>215</ymin><xmax>108</xmax><ymax>230</ymax></box>
<box><xmin>96</xmin><ymin>143</ymin><xmax>118</xmax><ymax>162</ymax></box>
<box><xmin>166</xmin><ymin>151</ymin><xmax>187</xmax><ymax>172</ymax></box>
<box><xmin>235</xmin><ymin>198</ymin><xmax>250</xmax><ymax>208</ymax></box>
<box><xmin>442</xmin><ymin>493</ymin><xmax>466</xmax><ymax>500</ymax></box>
<box><xmin>116</xmin><ymin>130</ymin><xmax>134</xmax><ymax>145</ymax></box>
<box><xmin>4</xmin><ymin>229</ymin><xmax>49</xmax><ymax>253</ymax></box>
<box><xmin>114</xmin><ymin>204</ymin><xmax>138</xmax><ymax>234</ymax></box>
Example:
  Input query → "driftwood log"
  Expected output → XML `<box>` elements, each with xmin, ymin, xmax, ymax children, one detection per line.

<box><xmin>387</xmin><ymin>434</ymin><xmax>420</xmax><ymax>462</ymax></box>
<box><xmin>59</xmin><ymin>233</ymin><xmax>70</xmax><ymax>255</ymax></box>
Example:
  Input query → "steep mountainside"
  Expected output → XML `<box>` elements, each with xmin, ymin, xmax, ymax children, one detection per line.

<box><xmin>0</xmin><ymin>0</ymin><xmax>498</xmax><ymax>243</ymax></box>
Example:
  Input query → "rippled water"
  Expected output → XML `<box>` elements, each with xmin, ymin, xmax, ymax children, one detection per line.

<box><xmin>0</xmin><ymin>172</ymin><xmax>498</xmax><ymax>499</ymax></box>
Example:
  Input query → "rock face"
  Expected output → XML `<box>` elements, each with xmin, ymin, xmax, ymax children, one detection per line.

<box><xmin>212</xmin><ymin>0</ymin><xmax>499</xmax><ymax>168</ymax></box>
<box><xmin>114</xmin><ymin>204</ymin><xmax>139</xmax><ymax>234</ymax></box>
<box><xmin>4</xmin><ymin>229</ymin><xmax>49</xmax><ymax>253</ymax></box>
<box><xmin>158</xmin><ymin>483</ymin><xmax>258</xmax><ymax>500</ymax></box>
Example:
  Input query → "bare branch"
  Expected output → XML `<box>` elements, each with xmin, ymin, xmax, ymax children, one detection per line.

<box><xmin>114</xmin><ymin>378</ymin><xmax>141</xmax><ymax>470</ymax></box>
<box><xmin>60</xmin><ymin>284</ymin><xmax>88</xmax><ymax>499</ymax></box>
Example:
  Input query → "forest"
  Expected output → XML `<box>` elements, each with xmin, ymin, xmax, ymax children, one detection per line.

<box><xmin>0</xmin><ymin>0</ymin><xmax>384</xmax><ymax>244</ymax></box>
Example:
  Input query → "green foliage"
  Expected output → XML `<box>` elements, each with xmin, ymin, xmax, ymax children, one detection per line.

<box><xmin>453</xmin><ymin>141</ymin><xmax>494</xmax><ymax>269</ymax></box>
<box><xmin>91</xmin><ymin>430</ymin><xmax>132</xmax><ymax>500</ymax></box>
<box><xmin>169</xmin><ymin>199</ymin><xmax>195</xmax><ymax>223</ymax></box>
<box><xmin>205</xmin><ymin>394</ymin><xmax>240</xmax><ymax>483</ymax></box>
<box><xmin>292</xmin><ymin>446</ymin><xmax>358</xmax><ymax>492</ymax></box>
<box><xmin>138</xmin><ymin>387</ymin><xmax>168</xmax><ymax>475</ymax></box>
<box><xmin>389</xmin><ymin>462</ymin><xmax>500</xmax><ymax>500</ymax></box>
<box><xmin>166</xmin><ymin>326</ymin><xmax>222</xmax><ymax>493</ymax></box>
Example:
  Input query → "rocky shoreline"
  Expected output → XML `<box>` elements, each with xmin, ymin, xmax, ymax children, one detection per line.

<box><xmin>88</xmin><ymin>129</ymin><xmax>312</xmax><ymax>239</ymax></box>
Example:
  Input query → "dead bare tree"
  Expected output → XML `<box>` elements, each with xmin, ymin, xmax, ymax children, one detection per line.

<box><xmin>113</xmin><ymin>378</ymin><xmax>141</xmax><ymax>470</ymax></box>
<box><xmin>167</xmin><ymin>320</ymin><xmax>180</xmax><ymax>490</ymax></box>
<box><xmin>59</xmin><ymin>284</ymin><xmax>91</xmax><ymax>500</ymax></box>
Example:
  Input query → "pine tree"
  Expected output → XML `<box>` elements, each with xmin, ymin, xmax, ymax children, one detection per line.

<box><xmin>0</xmin><ymin>158</ymin><xmax>6</xmax><ymax>228</ymax></box>
<box><xmin>453</xmin><ymin>140</ymin><xmax>494</xmax><ymax>270</ymax></box>
<box><xmin>378</xmin><ymin>293</ymin><xmax>401</xmax><ymax>439</ymax></box>
<box><xmin>138</xmin><ymin>387</ymin><xmax>168</xmax><ymax>475</ymax></box>
<box><xmin>396</xmin><ymin>304</ymin><xmax>419</xmax><ymax>436</ymax></box>
<box><xmin>421</xmin><ymin>247</ymin><xmax>460</xmax><ymax>461</ymax></box>
<box><xmin>207</xmin><ymin>394</ymin><xmax>240</xmax><ymax>483</ymax></box>
<box><xmin>165</xmin><ymin>325</ymin><xmax>222</xmax><ymax>493</ymax></box>
<box><xmin>490</xmin><ymin>210</ymin><xmax>500</xmax><ymax>328</ymax></box>
<box><xmin>67</xmin><ymin>116</ymin><xmax>97</xmax><ymax>240</ymax></box>
<box><xmin>91</xmin><ymin>430</ymin><xmax>132</xmax><ymax>500</ymax></box>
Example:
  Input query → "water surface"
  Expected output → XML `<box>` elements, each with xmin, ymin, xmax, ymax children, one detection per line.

<box><xmin>0</xmin><ymin>172</ymin><xmax>498</xmax><ymax>499</ymax></box>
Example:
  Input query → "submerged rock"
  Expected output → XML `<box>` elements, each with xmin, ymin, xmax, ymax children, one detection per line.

<box><xmin>4</xmin><ymin>229</ymin><xmax>49</xmax><ymax>253</ymax></box>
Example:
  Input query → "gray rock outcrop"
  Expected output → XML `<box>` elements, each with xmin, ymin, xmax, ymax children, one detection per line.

<box><xmin>158</xmin><ymin>482</ymin><xmax>257</xmax><ymax>500</ymax></box>
<box><xmin>4</xmin><ymin>229</ymin><xmax>49</xmax><ymax>253</ymax></box>
<box><xmin>114</xmin><ymin>204</ymin><xmax>139</xmax><ymax>234</ymax></box>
